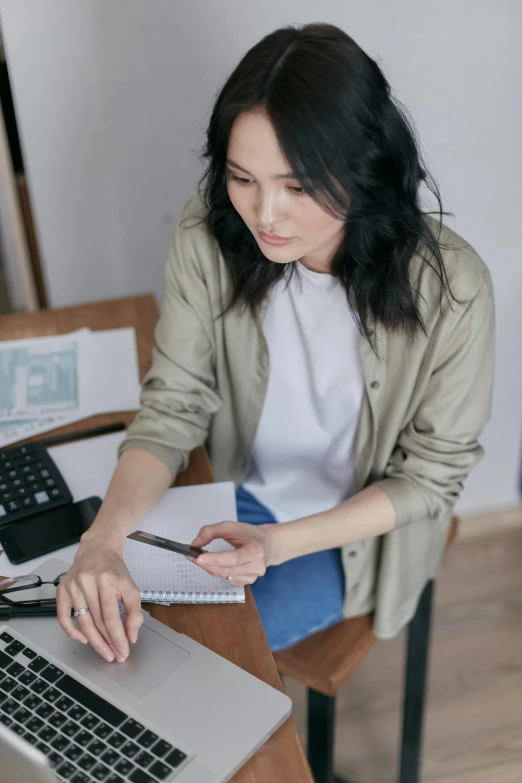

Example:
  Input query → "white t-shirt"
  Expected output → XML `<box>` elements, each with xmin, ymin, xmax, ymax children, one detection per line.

<box><xmin>241</xmin><ymin>260</ymin><xmax>365</xmax><ymax>523</ymax></box>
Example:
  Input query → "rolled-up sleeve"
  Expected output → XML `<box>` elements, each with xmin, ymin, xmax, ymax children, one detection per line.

<box><xmin>374</xmin><ymin>270</ymin><xmax>495</xmax><ymax>527</ymax></box>
<box><xmin>118</xmin><ymin>215</ymin><xmax>222</xmax><ymax>478</ymax></box>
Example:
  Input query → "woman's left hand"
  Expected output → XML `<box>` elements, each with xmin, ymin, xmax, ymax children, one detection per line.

<box><xmin>187</xmin><ymin>521</ymin><xmax>277</xmax><ymax>586</ymax></box>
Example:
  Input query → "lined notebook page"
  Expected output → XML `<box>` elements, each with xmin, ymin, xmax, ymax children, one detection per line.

<box><xmin>123</xmin><ymin>481</ymin><xmax>245</xmax><ymax>603</ymax></box>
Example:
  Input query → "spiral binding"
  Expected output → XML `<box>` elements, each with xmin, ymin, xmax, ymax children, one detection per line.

<box><xmin>140</xmin><ymin>590</ymin><xmax>243</xmax><ymax>603</ymax></box>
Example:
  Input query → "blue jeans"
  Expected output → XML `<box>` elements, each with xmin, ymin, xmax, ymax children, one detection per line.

<box><xmin>236</xmin><ymin>485</ymin><xmax>345</xmax><ymax>652</ymax></box>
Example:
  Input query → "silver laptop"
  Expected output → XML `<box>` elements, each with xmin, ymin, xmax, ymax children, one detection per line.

<box><xmin>0</xmin><ymin>558</ymin><xmax>291</xmax><ymax>783</ymax></box>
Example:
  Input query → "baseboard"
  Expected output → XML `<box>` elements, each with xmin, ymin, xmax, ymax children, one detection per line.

<box><xmin>457</xmin><ymin>506</ymin><xmax>522</xmax><ymax>539</ymax></box>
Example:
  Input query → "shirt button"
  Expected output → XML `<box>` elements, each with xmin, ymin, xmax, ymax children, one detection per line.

<box><xmin>371</xmin><ymin>381</ymin><xmax>380</xmax><ymax>389</ymax></box>
<box><xmin>348</xmin><ymin>550</ymin><xmax>357</xmax><ymax>557</ymax></box>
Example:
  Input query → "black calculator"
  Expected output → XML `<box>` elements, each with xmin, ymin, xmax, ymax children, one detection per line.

<box><xmin>0</xmin><ymin>442</ymin><xmax>72</xmax><ymax>529</ymax></box>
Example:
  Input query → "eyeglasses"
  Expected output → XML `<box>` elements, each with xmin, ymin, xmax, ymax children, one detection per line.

<box><xmin>0</xmin><ymin>572</ymin><xmax>67</xmax><ymax>608</ymax></box>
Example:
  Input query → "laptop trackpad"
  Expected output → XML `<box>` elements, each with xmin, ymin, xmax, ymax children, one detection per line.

<box><xmin>73</xmin><ymin>624</ymin><xmax>189</xmax><ymax>698</ymax></box>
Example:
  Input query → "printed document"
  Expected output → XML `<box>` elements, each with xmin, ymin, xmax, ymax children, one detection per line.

<box><xmin>0</xmin><ymin>328</ymin><xmax>141</xmax><ymax>447</ymax></box>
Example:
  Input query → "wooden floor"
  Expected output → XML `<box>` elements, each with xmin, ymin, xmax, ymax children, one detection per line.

<box><xmin>284</xmin><ymin>524</ymin><xmax>522</xmax><ymax>783</ymax></box>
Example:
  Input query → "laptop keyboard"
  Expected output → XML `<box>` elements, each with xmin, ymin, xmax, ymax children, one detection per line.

<box><xmin>0</xmin><ymin>630</ymin><xmax>188</xmax><ymax>782</ymax></box>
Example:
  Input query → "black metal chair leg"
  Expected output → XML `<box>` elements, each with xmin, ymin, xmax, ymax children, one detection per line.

<box><xmin>307</xmin><ymin>689</ymin><xmax>351</xmax><ymax>783</ymax></box>
<box><xmin>399</xmin><ymin>580</ymin><xmax>435</xmax><ymax>783</ymax></box>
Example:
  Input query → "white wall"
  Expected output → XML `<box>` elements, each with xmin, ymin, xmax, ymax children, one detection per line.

<box><xmin>0</xmin><ymin>0</ymin><xmax>520</xmax><ymax>516</ymax></box>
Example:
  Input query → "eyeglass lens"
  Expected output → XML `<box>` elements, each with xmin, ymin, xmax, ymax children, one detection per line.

<box><xmin>0</xmin><ymin>572</ymin><xmax>68</xmax><ymax>593</ymax></box>
<box><xmin>0</xmin><ymin>575</ymin><xmax>41</xmax><ymax>592</ymax></box>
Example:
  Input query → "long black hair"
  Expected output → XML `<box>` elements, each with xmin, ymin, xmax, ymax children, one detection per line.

<box><xmin>196</xmin><ymin>22</ymin><xmax>460</xmax><ymax>346</ymax></box>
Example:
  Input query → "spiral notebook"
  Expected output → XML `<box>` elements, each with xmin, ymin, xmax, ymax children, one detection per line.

<box><xmin>122</xmin><ymin>481</ymin><xmax>245</xmax><ymax>604</ymax></box>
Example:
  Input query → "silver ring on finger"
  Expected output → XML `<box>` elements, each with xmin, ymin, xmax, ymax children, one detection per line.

<box><xmin>73</xmin><ymin>607</ymin><xmax>90</xmax><ymax>617</ymax></box>
<box><xmin>227</xmin><ymin>576</ymin><xmax>233</xmax><ymax>582</ymax></box>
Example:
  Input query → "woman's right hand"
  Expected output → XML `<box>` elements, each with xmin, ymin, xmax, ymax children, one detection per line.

<box><xmin>56</xmin><ymin>539</ymin><xmax>144</xmax><ymax>664</ymax></box>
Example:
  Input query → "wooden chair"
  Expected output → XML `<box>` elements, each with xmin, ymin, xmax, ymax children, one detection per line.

<box><xmin>274</xmin><ymin>518</ymin><xmax>459</xmax><ymax>783</ymax></box>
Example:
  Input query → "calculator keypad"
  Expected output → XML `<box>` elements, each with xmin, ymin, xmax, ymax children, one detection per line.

<box><xmin>0</xmin><ymin>443</ymin><xmax>72</xmax><ymax>526</ymax></box>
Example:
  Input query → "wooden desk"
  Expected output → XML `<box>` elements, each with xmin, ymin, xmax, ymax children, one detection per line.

<box><xmin>0</xmin><ymin>295</ymin><xmax>313</xmax><ymax>783</ymax></box>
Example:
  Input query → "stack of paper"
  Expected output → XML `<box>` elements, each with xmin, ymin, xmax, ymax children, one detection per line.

<box><xmin>0</xmin><ymin>327</ymin><xmax>142</xmax><ymax>447</ymax></box>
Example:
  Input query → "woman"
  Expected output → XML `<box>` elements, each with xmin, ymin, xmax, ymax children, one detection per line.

<box><xmin>57</xmin><ymin>23</ymin><xmax>495</xmax><ymax>664</ymax></box>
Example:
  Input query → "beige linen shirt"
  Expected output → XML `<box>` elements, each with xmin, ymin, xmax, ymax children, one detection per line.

<box><xmin>119</xmin><ymin>192</ymin><xmax>495</xmax><ymax>640</ymax></box>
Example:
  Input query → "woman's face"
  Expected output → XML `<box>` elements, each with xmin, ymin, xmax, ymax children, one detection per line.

<box><xmin>226</xmin><ymin>110</ymin><xmax>346</xmax><ymax>273</ymax></box>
